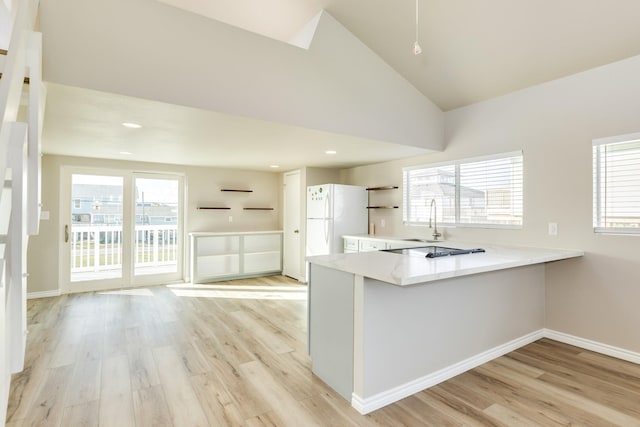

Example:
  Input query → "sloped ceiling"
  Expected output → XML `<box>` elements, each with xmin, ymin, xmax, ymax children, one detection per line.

<box><xmin>159</xmin><ymin>0</ymin><xmax>640</xmax><ymax>111</ymax></box>
<box><xmin>36</xmin><ymin>0</ymin><xmax>640</xmax><ymax>170</ymax></box>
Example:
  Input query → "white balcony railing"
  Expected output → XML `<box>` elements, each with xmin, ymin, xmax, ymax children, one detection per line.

<box><xmin>71</xmin><ymin>224</ymin><xmax>178</xmax><ymax>278</ymax></box>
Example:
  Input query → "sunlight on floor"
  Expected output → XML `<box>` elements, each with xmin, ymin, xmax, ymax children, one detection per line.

<box><xmin>167</xmin><ymin>283</ymin><xmax>307</xmax><ymax>300</ymax></box>
<box><xmin>97</xmin><ymin>288</ymin><xmax>155</xmax><ymax>297</ymax></box>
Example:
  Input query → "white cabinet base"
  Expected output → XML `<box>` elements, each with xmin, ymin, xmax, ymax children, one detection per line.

<box><xmin>190</xmin><ymin>231</ymin><xmax>283</xmax><ymax>283</ymax></box>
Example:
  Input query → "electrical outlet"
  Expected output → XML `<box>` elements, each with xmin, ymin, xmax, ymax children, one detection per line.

<box><xmin>228</xmin><ymin>216</ymin><xmax>233</xmax><ymax>223</ymax></box>
<box><xmin>381</xmin><ymin>219</ymin><xmax>386</xmax><ymax>228</ymax></box>
<box><xmin>548</xmin><ymin>222</ymin><xmax>558</xmax><ymax>236</ymax></box>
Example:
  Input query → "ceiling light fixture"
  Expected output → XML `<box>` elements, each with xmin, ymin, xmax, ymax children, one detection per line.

<box><xmin>269</xmin><ymin>165</ymin><xmax>280</xmax><ymax>169</ymax></box>
<box><xmin>119</xmin><ymin>151</ymin><xmax>133</xmax><ymax>155</ymax></box>
<box><xmin>122</xmin><ymin>122</ymin><xmax>142</xmax><ymax>129</ymax></box>
<box><xmin>413</xmin><ymin>0</ymin><xmax>422</xmax><ymax>55</ymax></box>
<box><xmin>325</xmin><ymin>150</ymin><xmax>337</xmax><ymax>155</ymax></box>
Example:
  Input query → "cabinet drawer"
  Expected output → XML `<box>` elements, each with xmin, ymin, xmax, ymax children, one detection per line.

<box><xmin>343</xmin><ymin>238</ymin><xmax>359</xmax><ymax>252</ymax></box>
<box><xmin>358</xmin><ymin>240</ymin><xmax>387</xmax><ymax>252</ymax></box>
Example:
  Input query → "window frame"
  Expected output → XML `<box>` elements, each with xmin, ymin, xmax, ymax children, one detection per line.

<box><xmin>403</xmin><ymin>151</ymin><xmax>524</xmax><ymax>230</ymax></box>
<box><xmin>592</xmin><ymin>132</ymin><xmax>640</xmax><ymax>235</ymax></box>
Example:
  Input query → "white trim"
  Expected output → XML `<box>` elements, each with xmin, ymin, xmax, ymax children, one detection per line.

<box><xmin>351</xmin><ymin>329</ymin><xmax>544</xmax><ymax>415</ymax></box>
<box><xmin>352</xmin><ymin>328</ymin><xmax>640</xmax><ymax>415</ymax></box>
<box><xmin>594</xmin><ymin>227</ymin><xmax>640</xmax><ymax>235</ymax></box>
<box><xmin>592</xmin><ymin>131</ymin><xmax>640</xmax><ymax>147</ymax></box>
<box><xmin>27</xmin><ymin>289</ymin><xmax>61</xmax><ymax>299</ymax></box>
<box><xmin>543</xmin><ymin>329</ymin><xmax>640</xmax><ymax>365</ymax></box>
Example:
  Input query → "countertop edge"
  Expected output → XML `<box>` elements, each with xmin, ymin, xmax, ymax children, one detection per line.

<box><xmin>307</xmin><ymin>245</ymin><xmax>584</xmax><ymax>286</ymax></box>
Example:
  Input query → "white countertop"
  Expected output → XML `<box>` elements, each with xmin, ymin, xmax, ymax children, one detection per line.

<box><xmin>190</xmin><ymin>230</ymin><xmax>283</xmax><ymax>236</ymax></box>
<box><xmin>307</xmin><ymin>242</ymin><xmax>584</xmax><ymax>286</ymax></box>
<box><xmin>342</xmin><ymin>234</ymin><xmax>440</xmax><ymax>245</ymax></box>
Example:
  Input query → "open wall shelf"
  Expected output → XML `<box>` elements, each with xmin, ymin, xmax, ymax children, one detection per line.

<box><xmin>243</xmin><ymin>207</ymin><xmax>274</xmax><ymax>211</ymax></box>
<box><xmin>198</xmin><ymin>207</ymin><xmax>231</xmax><ymax>210</ymax></box>
<box><xmin>367</xmin><ymin>185</ymin><xmax>399</xmax><ymax>209</ymax></box>
<box><xmin>221</xmin><ymin>189</ymin><xmax>253</xmax><ymax>193</ymax></box>
<box><xmin>366</xmin><ymin>186</ymin><xmax>398</xmax><ymax>191</ymax></box>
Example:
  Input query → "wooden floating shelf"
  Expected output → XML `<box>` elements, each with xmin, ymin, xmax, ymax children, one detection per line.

<box><xmin>366</xmin><ymin>186</ymin><xmax>398</xmax><ymax>191</ymax></box>
<box><xmin>366</xmin><ymin>206</ymin><xmax>399</xmax><ymax>209</ymax></box>
<box><xmin>243</xmin><ymin>207</ymin><xmax>274</xmax><ymax>211</ymax></box>
<box><xmin>221</xmin><ymin>189</ymin><xmax>253</xmax><ymax>193</ymax></box>
<box><xmin>198</xmin><ymin>207</ymin><xmax>231</xmax><ymax>210</ymax></box>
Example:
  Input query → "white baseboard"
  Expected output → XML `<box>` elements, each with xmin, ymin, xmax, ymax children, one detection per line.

<box><xmin>351</xmin><ymin>328</ymin><xmax>640</xmax><ymax>415</ymax></box>
<box><xmin>351</xmin><ymin>329</ymin><xmax>545</xmax><ymax>415</ymax></box>
<box><xmin>27</xmin><ymin>289</ymin><xmax>61</xmax><ymax>299</ymax></box>
<box><xmin>544</xmin><ymin>329</ymin><xmax>640</xmax><ymax>365</ymax></box>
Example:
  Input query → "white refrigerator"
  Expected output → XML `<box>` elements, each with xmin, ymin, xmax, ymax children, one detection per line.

<box><xmin>306</xmin><ymin>184</ymin><xmax>368</xmax><ymax>256</ymax></box>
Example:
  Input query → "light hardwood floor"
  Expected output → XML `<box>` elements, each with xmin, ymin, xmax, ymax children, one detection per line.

<box><xmin>6</xmin><ymin>276</ymin><xmax>640</xmax><ymax>426</ymax></box>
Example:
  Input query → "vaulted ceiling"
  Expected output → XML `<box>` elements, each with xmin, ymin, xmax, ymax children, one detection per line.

<box><xmin>159</xmin><ymin>0</ymin><xmax>640</xmax><ymax>111</ymax></box>
<box><xmin>36</xmin><ymin>0</ymin><xmax>640</xmax><ymax>170</ymax></box>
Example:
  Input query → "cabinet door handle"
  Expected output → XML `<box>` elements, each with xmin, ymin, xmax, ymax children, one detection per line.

<box><xmin>65</xmin><ymin>224</ymin><xmax>69</xmax><ymax>243</ymax></box>
<box><xmin>294</xmin><ymin>229</ymin><xmax>299</xmax><ymax>234</ymax></box>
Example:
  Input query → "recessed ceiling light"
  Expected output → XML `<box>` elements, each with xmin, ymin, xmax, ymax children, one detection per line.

<box><xmin>119</xmin><ymin>151</ymin><xmax>133</xmax><ymax>155</ymax></box>
<box><xmin>122</xmin><ymin>122</ymin><xmax>142</xmax><ymax>129</ymax></box>
<box><xmin>325</xmin><ymin>150</ymin><xmax>337</xmax><ymax>155</ymax></box>
<box><xmin>269</xmin><ymin>165</ymin><xmax>280</xmax><ymax>169</ymax></box>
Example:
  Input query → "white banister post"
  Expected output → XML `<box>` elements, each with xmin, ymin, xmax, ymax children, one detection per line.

<box><xmin>7</xmin><ymin>122</ymin><xmax>28</xmax><ymax>374</ymax></box>
<box><xmin>26</xmin><ymin>30</ymin><xmax>43</xmax><ymax>236</ymax></box>
<box><xmin>0</xmin><ymin>260</ymin><xmax>7</xmax><ymax>424</ymax></box>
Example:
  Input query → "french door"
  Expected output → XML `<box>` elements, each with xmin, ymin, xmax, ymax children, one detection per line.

<box><xmin>60</xmin><ymin>167</ymin><xmax>184</xmax><ymax>293</ymax></box>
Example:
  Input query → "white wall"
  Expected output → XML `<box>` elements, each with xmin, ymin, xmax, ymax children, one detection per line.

<box><xmin>40</xmin><ymin>0</ymin><xmax>444</xmax><ymax>151</ymax></box>
<box><xmin>343</xmin><ymin>54</ymin><xmax>640</xmax><ymax>353</ymax></box>
<box><xmin>0</xmin><ymin>1</ymin><xmax>9</xmax><ymax>50</ymax></box>
<box><xmin>28</xmin><ymin>154</ymin><xmax>282</xmax><ymax>293</ymax></box>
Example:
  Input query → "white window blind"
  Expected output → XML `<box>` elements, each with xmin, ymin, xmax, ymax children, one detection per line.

<box><xmin>593</xmin><ymin>133</ymin><xmax>640</xmax><ymax>233</ymax></box>
<box><xmin>403</xmin><ymin>164</ymin><xmax>456</xmax><ymax>225</ymax></box>
<box><xmin>459</xmin><ymin>155</ymin><xmax>523</xmax><ymax>226</ymax></box>
<box><xmin>403</xmin><ymin>151</ymin><xmax>523</xmax><ymax>228</ymax></box>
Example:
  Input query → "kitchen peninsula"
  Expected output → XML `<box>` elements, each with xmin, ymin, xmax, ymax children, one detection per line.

<box><xmin>306</xmin><ymin>242</ymin><xmax>583</xmax><ymax>414</ymax></box>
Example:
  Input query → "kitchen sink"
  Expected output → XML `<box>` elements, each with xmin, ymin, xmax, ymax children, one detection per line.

<box><xmin>384</xmin><ymin>246</ymin><xmax>485</xmax><ymax>258</ymax></box>
<box><xmin>401</xmin><ymin>238</ymin><xmax>439</xmax><ymax>243</ymax></box>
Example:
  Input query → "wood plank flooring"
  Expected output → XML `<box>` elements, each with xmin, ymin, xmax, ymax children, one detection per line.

<box><xmin>6</xmin><ymin>276</ymin><xmax>640</xmax><ymax>426</ymax></box>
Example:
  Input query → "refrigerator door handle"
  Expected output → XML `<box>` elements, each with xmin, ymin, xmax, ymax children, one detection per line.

<box><xmin>324</xmin><ymin>192</ymin><xmax>331</xmax><ymax>245</ymax></box>
<box><xmin>324</xmin><ymin>191</ymin><xmax>330</xmax><ymax>219</ymax></box>
<box><xmin>323</xmin><ymin>219</ymin><xmax>329</xmax><ymax>245</ymax></box>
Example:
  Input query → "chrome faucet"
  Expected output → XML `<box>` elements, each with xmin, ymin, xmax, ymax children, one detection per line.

<box><xmin>429</xmin><ymin>198</ymin><xmax>442</xmax><ymax>241</ymax></box>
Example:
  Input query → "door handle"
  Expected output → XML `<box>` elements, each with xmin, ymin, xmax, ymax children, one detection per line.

<box><xmin>294</xmin><ymin>229</ymin><xmax>299</xmax><ymax>234</ymax></box>
<box><xmin>64</xmin><ymin>224</ymin><xmax>69</xmax><ymax>243</ymax></box>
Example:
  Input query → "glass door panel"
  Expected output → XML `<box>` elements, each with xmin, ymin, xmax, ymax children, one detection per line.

<box><xmin>70</xmin><ymin>174</ymin><xmax>124</xmax><ymax>282</ymax></box>
<box><xmin>134</xmin><ymin>177</ymin><xmax>180</xmax><ymax>277</ymax></box>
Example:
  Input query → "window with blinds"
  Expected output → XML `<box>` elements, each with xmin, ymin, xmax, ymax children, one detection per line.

<box><xmin>403</xmin><ymin>151</ymin><xmax>523</xmax><ymax>228</ymax></box>
<box><xmin>593</xmin><ymin>133</ymin><xmax>640</xmax><ymax>233</ymax></box>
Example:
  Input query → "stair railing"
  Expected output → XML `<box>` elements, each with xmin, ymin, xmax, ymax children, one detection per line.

<box><xmin>0</xmin><ymin>0</ymin><xmax>43</xmax><ymax>421</ymax></box>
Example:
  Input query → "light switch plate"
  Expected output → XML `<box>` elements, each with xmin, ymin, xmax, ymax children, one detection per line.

<box><xmin>548</xmin><ymin>222</ymin><xmax>558</xmax><ymax>236</ymax></box>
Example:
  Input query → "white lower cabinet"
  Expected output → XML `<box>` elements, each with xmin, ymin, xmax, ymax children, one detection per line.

<box><xmin>343</xmin><ymin>238</ymin><xmax>359</xmax><ymax>253</ymax></box>
<box><xmin>191</xmin><ymin>231</ymin><xmax>282</xmax><ymax>283</ymax></box>
<box><xmin>243</xmin><ymin>234</ymin><xmax>282</xmax><ymax>274</ymax></box>
<box><xmin>342</xmin><ymin>235</ymin><xmax>428</xmax><ymax>253</ymax></box>
<box><xmin>358</xmin><ymin>239</ymin><xmax>388</xmax><ymax>252</ymax></box>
